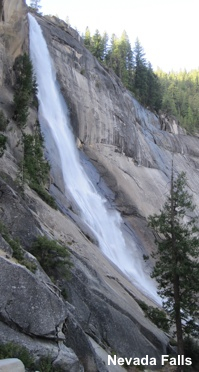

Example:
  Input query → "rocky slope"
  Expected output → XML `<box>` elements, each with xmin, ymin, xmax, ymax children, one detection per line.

<box><xmin>36</xmin><ymin>13</ymin><xmax>199</xmax><ymax>239</ymax></box>
<box><xmin>0</xmin><ymin>1</ymin><xmax>199</xmax><ymax>371</ymax></box>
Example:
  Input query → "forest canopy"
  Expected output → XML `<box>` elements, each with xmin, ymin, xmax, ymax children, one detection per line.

<box><xmin>83</xmin><ymin>28</ymin><xmax>199</xmax><ymax>134</ymax></box>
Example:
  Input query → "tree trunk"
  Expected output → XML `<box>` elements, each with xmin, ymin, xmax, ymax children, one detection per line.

<box><xmin>173</xmin><ymin>275</ymin><xmax>184</xmax><ymax>372</ymax></box>
<box><xmin>171</xmin><ymin>161</ymin><xmax>184</xmax><ymax>372</ymax></box>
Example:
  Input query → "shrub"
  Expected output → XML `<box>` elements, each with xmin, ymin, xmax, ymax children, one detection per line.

<box><xmin>35</xmin><ymin>356</ymin><xmax>65</xmax><ymax>372</ymax></box>
<box><xmin>0</xmin><ymin>343</ymin><xmax>64</xmax><ymax>371</ymax></box>
<box><xmin>0</xmin><ymin>110</ymin><xmax>8</xmax><ymax>131</ymax></box>
<box><xmin>184</xmin><ymin>336</ymin><xmax>199</xmax><ymax>368</ymax></box>
<box><xmin>30</xmin><ymin>182</ymin><xmax>57</xmax><ymax>209</ymax></box>
<box><xmin>0</xmin><ymin>134</ymin><xmax>7</xmax><ymax>156</ymax></box>
<box><xmin>138</xmin><ymin>300</ymin><xmax>170</xmax><ymax>332</ymax></box>
<box><xmin>23</xmin><ymin>131</ymin><xmax>50</xmax><ymax>185</ymax></box>
<box><xmin>19</xmin><ymin>124</ymin><xmax>57</xmax><ymax>209</ymax></box>
<box><xmin>61</xmin><ymin>288</ymin><xmax>68</xmax><ymax>300</ymax></box>
<box><xmin>13</xmin><ymin>53</ymin><xmax>37</xmax><ymax>128</ymax></box>
<box><xmin>30</xmin><ymin>236</ymin><xmax>72</xmax><ymax>280</ymax></box>
<box><xmin>0</xmin><ymin>342</ymin><xmax>34</xmax><ymax>369</ymax></box>
<box><xmin>0</xmin><ymin>222</ymin><xmax>36</xmax><ymax>272</ymax></box>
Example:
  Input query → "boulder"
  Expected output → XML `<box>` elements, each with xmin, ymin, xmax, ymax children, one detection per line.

<box><xmin>0</xmin><ymin>256</ymin><xmax>67</xmax><ymax>337</ymax></box>
<box><xmin>0</xmin><ymin>321</ymin><xmax>81</xmax><ymax>372</ymax></box>
<box><xmin>0</xmin><ymin>359</ymin><xmax>25</xmax><ymax>372</ymax></box>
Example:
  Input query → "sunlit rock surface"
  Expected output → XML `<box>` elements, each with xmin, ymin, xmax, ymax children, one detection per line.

<box><xmin>1</xmin><ymin>2</ymin><xmax>199</xmax><ymax>370</ymax></box>
<box><xmin>36</xmin><ymin>13</ymin><xmax>199</xmax><ymax>253</ymax></box>
<box><xmin>36</xmin><ymin>14</ymin><xmax>199</xmax><ymax>219</ymax></box>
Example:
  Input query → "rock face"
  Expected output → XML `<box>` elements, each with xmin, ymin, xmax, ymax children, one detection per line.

<box><xmin>0</xmin><ymin>322</ymin><xmax>81</xmax><ymax>372</ymax></box>
<box><xmin>36</xmin><ymin>14</ymin><xmax>199</xmax><ymax>222</ymax></box>
<box><xmin>34</xmin><ymin>14</ymin><xmax>199</xmax><ymax>264</ymax></box>
<box><xmin>0</xmin><ymin>256</ymin><xmax>67</xmax><ymax>336</ymax></box>
<box><xmin>0</xmin><ymin>0</ymin><xmax>27</xmax><ymax>87</ymax></box>
<box><xmin>1</xmin><ymin>2</ymin><xmax>199</xmax><ymax>372</ymax></box>
<box><xmin>2</xmin><ymin>0</ymin><xmax>27</xmax><ymax>57</ymax></box>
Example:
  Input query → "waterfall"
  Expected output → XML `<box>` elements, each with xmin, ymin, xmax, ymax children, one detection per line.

<box><xmin>28</xmin><ymin>14</ymin><xmax>160</xmax><ymax>304</ymax></box>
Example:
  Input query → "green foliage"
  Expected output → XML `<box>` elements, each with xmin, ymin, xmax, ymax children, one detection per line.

<box><xmin>0</xmin><ymin>222</ymin><xmax>36</xmax><ymax>272</ymax></box>
<box><xmin>138</xmin><ymin>300</ymin><xmax>169</xmax><ymax>332</ymax></box>
<box><xmin>30</xmin><ymin>182</ymin><xmax>57</xmax><ymax>209</ymax></box>
<box><xmin>148</xmin><ymin>171</ymin><xmax>199</xmax><ymax>353</ymax></box>
<box><xmin>37</xmin><ymin>356</ymin><xmax>53</xmax><ymax>372</ymax></box>
<box><xmin>23</xmin><ymin>131</ymin><xmax>50</xmax><ymax>185</ymax></box>
<box><xmin>106</xmin><ymin>31</ymin><xmax>133</xmax><ymax>90</ymax></box>
<box><xmin>20</xmin><ymin>122</ymin><xmax>57</xmax><ymax>209</ymax></box>
<box><xmin>184</xmin><ymin>337</ymin><xmax>199</xmax><ymax>368</ymax></box>
<box><xmin>84</xmin><ymin>27</ymin><xmax>108</xmax><ymax>62</ymax></box>
<box><xmin>13</xmin><ymin>53</ymin><xmax>37</xmax><ymax>128</ymax></box>
<box><xmin>133</xmin><ymin>38</ymin><xmax>148</xmax><ymax>105</ymax></box>
<box><xmin>0</xmin><ymin>134</ymin><xmax>7</xmax><ymax>156</ymax></box>
<box><xmin>83</xmin><ymin>28</ymin><xmax>199</xmax><ymax>129</ymax></box>
<box><xmin>61</xmin><ymin>287</ymin><xmax>68</xmax><ymax>300</ymax></box>
<box><xmin>0</xmin><ymin>222</ymin><xmax>23</xmax><ymax>261</ymax></box>
<box><xmin>143</xmin><ymin>254</ymin><xmax>149</xmax><ymax>261</ymax></box>
<box><xmin>0</xmin><ymin>110</ymin><xmax>8</xmax><ymax>131</ymax></box>
<box><xmin>0</xmin><ymin>343</ymin><xmax>64</xmax><ymax>372</ymax></box>
<box><xmin>30</xmin><ymin>236</ymin><xmax>72</xmax><ymax>280</ymax></box>
<box><xmin>84</xmin><ymin>27</ymin><xmax>92</xmax><ymax>49</ymax></box>
<box><xmin>146</xmin><ymin>62</ymin><xmax>162</xmax><ymax>111</ymax></box>
<box><xmin>83</xmin><ymin>29</ymin><xmax>162</xmax><ymax>111</ymax></box>
<box><xmin>8</xmin><ymin>238</ymin><xmax>24</xmax><ymax>262</ymax></box>
<box><xmin>157</xmin><ymin>68</ymin><xmax>199</xmax><ymax>132</ymax></box>
<box><xmin>0</xmin><ymin>343</ymin><xmax>34</xmax><ymax>369</ymax></box>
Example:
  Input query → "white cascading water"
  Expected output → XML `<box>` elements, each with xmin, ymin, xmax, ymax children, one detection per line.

<box><xmin>28</xmin><ymin>14</ymin><xmax>160</xmax><ymax>304</ymax></box>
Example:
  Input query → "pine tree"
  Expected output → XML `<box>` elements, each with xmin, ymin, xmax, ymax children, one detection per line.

<box><xmin>13</xmin><ymin>53</ymin><xmax>37</xmax><ymax>128</ymax></box>
<box><xmin>157</xmin><ymin>68</ymin><xmax>199</xmax><ymax>132</ymax></box>
<box><xmin>146</xmin><ymin>62</ymin><xmax>162</xmax><ymax>111</ymax></box>
<box><xmin>91</xmin><ymin>29</ymin><xmax>105</xmax><ymax>61</ymax></box>
<box><xmin>84</xmin><ymin>27</ymin><xmax>92</xmax><ymax>50</ymax></box>
<box><xmin>101</xmin><ymin>32</ymin><xmax>109</xmax><ymax>61</ymax></box>
<box><xmin>133</xmin><ymin>38</ymin><xmax>148</xmax><ymax>105</ymax></box>
<box><xmin>148</xmin><ymin>169</ymin><xmax>199</xmax><ymax>368</ymax></box>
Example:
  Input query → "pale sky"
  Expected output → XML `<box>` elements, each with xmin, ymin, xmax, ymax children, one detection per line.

<box><xmin>26</xmin><ymin>0</ymin><xmax>199</xmax><ymax>72</ymax></box>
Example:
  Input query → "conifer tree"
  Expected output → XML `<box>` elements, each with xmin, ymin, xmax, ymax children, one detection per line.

<box><xmin>146</xmin><ymin>62</ymin><xmax>162</xmax><ymax>111</ymax></box>
<box><xmin>13</xmin><ymin>53</ymin><xmax>37</xmax><ymax>128</ymax></box>
<box><xmin>148</xmin><ymin>169</ymin><xmax>199</xmax><ymax>365</ymax></box>
<box><xmin>84</xmin><ymin>27</ymin><xmax>92</xmax><ymax>49</ymax></box>
<box><xmin>133</xmin><ymin>38</ymin><xmax>148</xmax><ymax>105</ymax></box>
<box><xmin>91</xmin><ymin>30</ymin><xmax>105</xmax><ymax>61</ymax></box>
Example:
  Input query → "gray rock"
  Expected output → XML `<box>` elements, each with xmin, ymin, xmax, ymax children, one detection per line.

<box><xmin>64</xmin><ymin>252</ymin><xmax>168</xmax><ymax>367</ymax></box>
<box><xmin>52</xmin><ymin>344</ymin><xmax>82</xmax><ymax>372</ymax></box>
<box><xmin>0</xmin><ymin>359</ymin><xmax>25</xmax><ymax>372</ymax></box>
<box><xmin>0</xmin><ymin>177</ymin><xmax>41</xmax><ymax>249</ymax></box>
<box><xmin>0</xmin><ymin>321</ymin><xmax>82</xmax><ymax>372</ymax></box>
<box><xmin>0</xmin><ymin>256</ymin><xmax>67</xmax><ymax>337</ymax></box>
<box><xmin>1</xmin><ymin>4</ymin><xmax>199</xmax><ymax>371</ymax></box>
<box><xmin>64</xmin><ymin>311</ymin><xmax>108</xmax><ymax>372</ymax></box>
<box><xmin>0</xmin><ymin>235</ymin><xmax>13</xmax><ymax>256</ymax></box>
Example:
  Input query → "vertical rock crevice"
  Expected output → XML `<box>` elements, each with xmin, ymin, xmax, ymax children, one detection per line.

<box><xmin>0</xmin><ymin>0</ymin><xmax>4</xmax><ymax>22</ymax></box>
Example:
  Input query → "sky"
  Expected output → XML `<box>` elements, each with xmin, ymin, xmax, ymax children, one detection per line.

<box><xmin>26</xmin><ymin>0</ymin><xmax>199</xmax><ymax>72</ymax></box>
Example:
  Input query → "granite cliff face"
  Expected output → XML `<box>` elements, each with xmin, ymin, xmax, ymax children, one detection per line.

<box><xmin>1</xmin><ymin>1</ymin><xmax>199</xmax><ymax>371</ymax></box>
<box><xmin>36</xmin><ymin>13</ymin><xmax>199</xmax><ymax>248</ymax></box>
